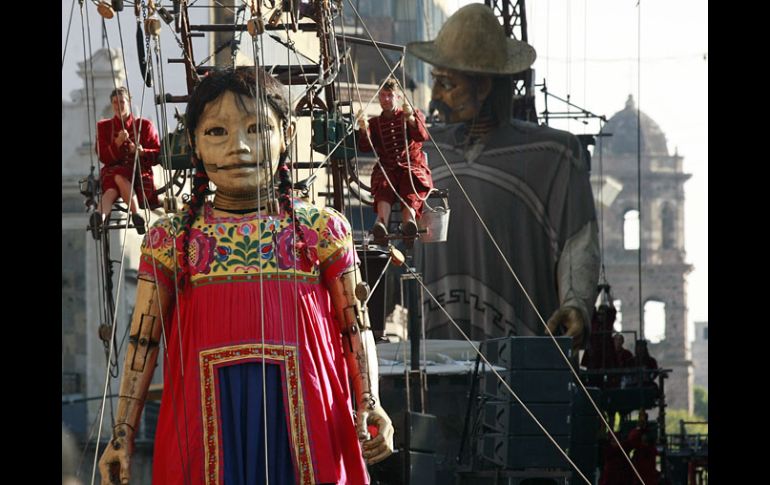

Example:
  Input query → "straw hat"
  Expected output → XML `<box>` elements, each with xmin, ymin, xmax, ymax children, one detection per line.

<box><xmin>406</xmin><ymin>4</ymin><xmax>536</xmax><ymax>75</ymax></box>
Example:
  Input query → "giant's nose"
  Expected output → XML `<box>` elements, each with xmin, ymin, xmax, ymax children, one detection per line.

<box><xmin>227</xmin><ymin>126</ymin><xmax>255</xmax><ymax>157</ymax></box>
<box><xmin>430</xmin><ymin>81</ymin><xmax>443</xmax><ymax>100</ymax></box>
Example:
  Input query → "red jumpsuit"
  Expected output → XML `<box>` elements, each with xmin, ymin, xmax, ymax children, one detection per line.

<box><xmin>627</xmin><ymin>427</ymin><xmax>659</xmax><ymax>485</ymax></box>
<box><xmin>599</xmin><ymin>438</ymin><xmax>634</xmax><ymax>485</ymax></box>
<box><xmin>95</xmin><ymin>114</ymin><xmax>161</xmax><ymax>209</ymax></box>
<box><xmin>358</xmin><ymin>109</ymin><xmax>433</xmax><ymax>217</ymax></box>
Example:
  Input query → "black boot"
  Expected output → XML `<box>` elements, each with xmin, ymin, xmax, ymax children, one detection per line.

<box><xmin>131</xmin><ymin>213</ymin><xmax>146</xmax><ymax>235</ymax></box>
<box><xmin>400</xmin><ymin>219</ymin><xmax>418</xmax><ymax>249</ymax></box>
<box><xmin>400</xmin><ymin>219</ymin><xmax>418</xmax><ymax>238</ymax></box>
<box><xmin>89</xmin><ymin>212</ymin><xmax>103</xmax><ymax>241</ymax></box>
<box><xmin>371</xmin><ymin>221</ymin><xmax>388</xmax><ymax>246</ymax></box>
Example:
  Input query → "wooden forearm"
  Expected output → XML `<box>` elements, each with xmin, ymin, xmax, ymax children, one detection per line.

<box><xmin>112</xmin><ymin>277</ymin><xmax>172</xmax><ymax>447</ymax></box>
<box><xmin>328</xmin><ymin>267</ymin><xmax>380</xmax><ymax>409</ymax></box>
<box><xmin>345</xmin><ymin>330</ymin><xmax>380</xmax><ymax>409</ymax></box>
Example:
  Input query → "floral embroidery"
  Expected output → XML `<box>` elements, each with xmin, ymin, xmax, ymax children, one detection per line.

<box><xmin>276</xmin><ymin>224</ymin><xmax>318</xmax><ymax>272</ymax></box>
<box><xmin>147</xmin><ymin>226</ymin><xmax>169</xmax><ymax>249</ymax></box>
<box><xmin>141</xmin><ymin>202</ymin><xmax>353</xmax><ymax>284</ymax></box>
<box><xmin>211</xmin><ymin>218</ymin><xmax>279</xmax><ymax>273</ymax></box>
<box><xmin>295</xmin><ymin>205</ymin><xmax>320</xmax><ymax>228</ymax></box>
<box><xmin>236</xmin><ymin>222</ymin><xmax>257</xmax><ymax>237</ymax></box>
<box><xmin>276</xmin><ymin>227</ymin><xmax>296</xmax><ymax>270</ymax></box>
<box><xmin>215</xmin><ymin>245</ymin><xmax>231</xmax><ymax>262</ymax></box>
<box><xmin>323</xmin><ymin>212</ymin><xmax>347</xmax><ymax>241</ymax></box>
<box><xmin>260</xmin><ymin>242</ymin><xmax>274</xmax><ymax>260</ymax></box>
<box><xmin>182</xmin><ymin>227</ymin><xmax>217</xmax><ymax>275</ymax></box>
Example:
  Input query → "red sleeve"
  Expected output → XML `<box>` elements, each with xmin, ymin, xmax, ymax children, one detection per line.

<box><xmin>95</xmin><ymin>120</ymin><xmax>120</xmax><ymax>165</ymax></box>
<box><xmin>138</xmin><ymin>254</ymin><xmax>176</xmax><ymax>296</ymax></box>
<box><xmin>407</xmin><ymin>109</ymin><xmax>429</xmax><ymax>142</ymax></box>
<box><xmin>139</xmin><ymin>118</ymin><xmax>161</xmax><ymax>167</ymax></box>
<box><xmin>357</xmin><ymin>118</ymin><xmax>374</xmax><ymax>153</ymax></box>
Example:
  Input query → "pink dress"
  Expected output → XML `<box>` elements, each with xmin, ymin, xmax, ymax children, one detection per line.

<box><xmin>138</xmin><ymin>200</ymin><xmax>368</xmax><ymax>485</ymax></box>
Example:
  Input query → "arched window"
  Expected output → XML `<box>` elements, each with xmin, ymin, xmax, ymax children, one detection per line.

<box><xmin>624</xmin><ymin>210</ymin><xmax>640</xmax><ymax>250</ymax></box>
<box><xmin>661</xmin><ymin>204</ymin><xmax>676</xmax><ymax>249</ymax></box>
<box><xmin>643</xmin><ymin>300</ymin><xmax>666</xmax><ymax>343</ymax></box>
<box><xmin>613</xmin><ymin>299</ymin><xmax>623</xmax><ymax>332</ymax></box>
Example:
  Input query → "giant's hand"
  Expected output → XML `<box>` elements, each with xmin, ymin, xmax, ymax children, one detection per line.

<box><xmin>358</xmin><ymin>404</ymin><xmax>394</xmax><ymax>465</ymax></box>
<box><xmin>98</xmin><ymin>431</ymin><xmax>133</xmax><ymax>485</ymax></box>
<box><xmin>546</xmin><ymin>306</ymin><xmax>586</xmax><ymax>354</ymax></box>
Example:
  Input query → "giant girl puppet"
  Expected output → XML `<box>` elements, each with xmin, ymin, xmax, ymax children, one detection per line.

<box><xmin>98</xmin><ymin>67</ymin><xmax>393</xmax><ymax>485</ymax></box>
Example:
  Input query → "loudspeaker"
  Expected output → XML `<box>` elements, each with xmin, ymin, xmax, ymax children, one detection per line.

<box><xmin>572</xmin><ymin>386</ymin><xmax>602</xmax><ymax>416</ymax></box>
<box><xmin>473</xmin><ymin>337</ymin><xmax>582</xmax><ymax>471</ymax></box>
<box><xmin>483</xmin><ymin>401</ymin><xmax>571</xmax><ymax>436</ymax></box>
<box><xmin>392</xmin><ymin>411</ymin><xmax>438</xmax><ymax>453</ymax></box>
<box><xmin>379</xmin><ymin>370</ymin><xmax>471</xmax><ymax>483</ymax></box>
<box><xmin>478</xmin><ymin>433</ymin><xmax>571</xmax><ymax>469</ymax></box>
<box><xmin>483</xmin><ymin>369</ymin><xmax>573</xmax><ymax>403</ymax></box>
<box><xmin>570</xmin><ymin>386</ymin><xmax>602</xmax><ymax>446</ymax></box>
<box><xmin>483</xmin><ymin>336</ymin><xmax>572</xmax><ymax>370</ymax></box>
<box><xmin>369</xmin><ymin>449</ymin><xmax>436</xmax><ymax>485</ymax></box>
<box><xmin>568</xmin><ymin>386</ymin><xmax>601</xmax><ymax>483</ymax></box>
<box><xmin>569</xmin><ymin>443</ymin><xmax>598</xmax><ymax>484</ymax></box>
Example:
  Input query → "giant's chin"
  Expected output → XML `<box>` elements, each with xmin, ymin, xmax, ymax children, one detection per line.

<box><xmin>210</xmin><ymin>174</ymin><xmax>271</xmax><ymax>194</ymax></box>
<box><xmin>224</xmin><ymin>180</ymin><xmax>271</xmax><ymax>193</ymax></box>
<box><xmin>450</xmin><ymin>111</ymin><xmax>477</xmax><ymax>124</ymax></box>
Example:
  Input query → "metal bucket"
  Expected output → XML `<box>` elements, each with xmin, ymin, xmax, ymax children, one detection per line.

<box><xmin>419</xmin><ymin>199</ymin><xmax>450</xmax><ymax>243</ymax></box>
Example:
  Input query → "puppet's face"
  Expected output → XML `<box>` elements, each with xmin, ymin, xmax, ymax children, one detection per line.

<box><xmin>194</xmin><ymin>91</ymin><xmax>285</xmax><ymax>195</ymax></box>
<box><xmin>430</xmin><ymin>68</ymin><xmax>485</xmax><ymax>123</ymax></box>
<box><xmin>378</xmin><ymin>89</ymin><xmax>400</xmax><ymax>112</ymax></box>
<box><xmin>111</xmin><ymin>94</ymin><xmax>131</xmax><ymax>119</ymax></box>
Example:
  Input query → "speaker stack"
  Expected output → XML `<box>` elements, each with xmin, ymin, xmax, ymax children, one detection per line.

<box><xmin>569</xmin><ymin>385</ymin><xmax>602</xmax><ymax>484</ymax></box>
<box><xmin>477</xmin><ymin>336</ymin><xmax>574</xmax><ymax>472</ymax></box>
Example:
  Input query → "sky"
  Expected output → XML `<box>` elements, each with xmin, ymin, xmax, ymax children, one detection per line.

<box><xmin>62</xmin><ymin>0</ymin><xmax>707</xmax><ymax>343</ymax></box>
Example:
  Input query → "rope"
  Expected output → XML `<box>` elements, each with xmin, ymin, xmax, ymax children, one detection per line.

<box><xmin>62</xmin><ymin>0</ymin><xmax>78</xmax><ymax>69</ymax></box>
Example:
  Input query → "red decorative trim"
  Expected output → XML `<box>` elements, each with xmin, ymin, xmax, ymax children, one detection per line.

<box><xmin>199</xmin><ymin>344</ymin><xmax>314</xmax><ymax>485</ymax></box>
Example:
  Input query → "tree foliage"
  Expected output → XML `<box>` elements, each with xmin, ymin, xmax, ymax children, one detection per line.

<box><xmin>665</xmin><ymin>408</ymin><xmax>707</xmax><ymax>436</ymax></box>
<box><xmin>693</xmin><ymin>385</ymin><xmax>708</xmax><ymax>420</ymax></box>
